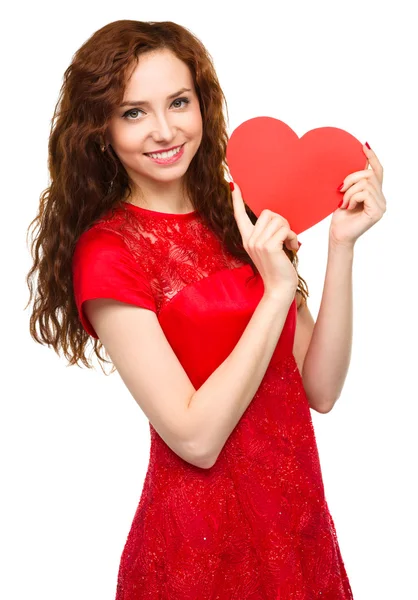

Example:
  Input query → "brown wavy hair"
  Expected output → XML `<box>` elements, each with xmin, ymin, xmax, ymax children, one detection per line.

<box><xmin>25</xmin><ymin>19</ymin><xmax>309</xmax><ymax>373</ymax></box>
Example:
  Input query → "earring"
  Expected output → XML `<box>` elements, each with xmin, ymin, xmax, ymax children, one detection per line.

<box><xmin>101</xmin><ymin>144</ymin><xmax>107</xmax><ymax>152</ymax></box>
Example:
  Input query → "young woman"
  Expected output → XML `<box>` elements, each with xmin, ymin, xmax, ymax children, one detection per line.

<box><xmin>26</xmin><ymin>19</ymin><xmax>386</xmax><ymax>599</ymax></box>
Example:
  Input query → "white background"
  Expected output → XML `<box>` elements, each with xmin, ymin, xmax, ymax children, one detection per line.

<box><xmin>2</xmin><ymin>1</ymin><xmax>417</xmax><ymax>598</ymax></box>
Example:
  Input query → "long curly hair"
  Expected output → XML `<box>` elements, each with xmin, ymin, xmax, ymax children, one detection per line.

<box><xmin>25</xmin><ymin>19</ymin><xmax>309</xmax><ymax>373</ymax></box>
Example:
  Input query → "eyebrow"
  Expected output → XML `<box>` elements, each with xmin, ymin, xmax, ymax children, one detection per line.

<box><xmin>119</xmin><ymin>87</ymin><xmax>192</xmax><ymax>108</ymax></box>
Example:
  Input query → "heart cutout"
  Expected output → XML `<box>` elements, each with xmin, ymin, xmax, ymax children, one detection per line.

<box><xmin>226</xmin><ymin>117</ymin><xmax>367</xmax><ymax>234</ymax></box>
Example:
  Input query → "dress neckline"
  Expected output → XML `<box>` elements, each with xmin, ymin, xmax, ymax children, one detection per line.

<box><xmin>122</xmin><ymin>201</ymin><xmax>198</xmax><ymax>219</ymax></box>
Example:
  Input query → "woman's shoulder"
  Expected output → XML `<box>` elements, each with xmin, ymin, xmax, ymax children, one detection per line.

<box><xmin>75</xmin><ymin>204</ymin><xmax>135</xmax><ymax>248</ymax></box>
<box><xmin>74</xmin><ymin>222</ymin><xmax>125</xmax><ymax>252</ymax></box>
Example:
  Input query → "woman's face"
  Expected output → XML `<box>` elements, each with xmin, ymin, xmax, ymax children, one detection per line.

<box><xmin>106</xmin><ymin>49</ymin><xmax>203</xmax><ymax>190</ymax></box>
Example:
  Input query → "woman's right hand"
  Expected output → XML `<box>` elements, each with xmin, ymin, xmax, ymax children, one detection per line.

<box><xmin>231</xmin><ymin>181</ymin><xmax>299</xmax><ymax>297</ymax></box>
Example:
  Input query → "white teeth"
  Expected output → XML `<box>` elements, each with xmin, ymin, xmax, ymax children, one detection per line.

<box><xmin>148</xmin><ymin>145</ymin><xmax>182</xmax><ymax>159</ymax></box>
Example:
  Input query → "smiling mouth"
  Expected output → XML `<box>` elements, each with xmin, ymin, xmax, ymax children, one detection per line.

<box><xmin>144</xmin><ymin>143</ymin><xmax>185</xmax><ymax>157</ymax></box>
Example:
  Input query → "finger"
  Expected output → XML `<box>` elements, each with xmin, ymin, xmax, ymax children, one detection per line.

<box><xmin>339</xmin><ymin>169</ymin><xmax>375</xmax><ymax>193</ymax></box>
<box><xmin>345</xmin><ymin>189</ymin><xmax>378</xmax><ymax>213</ymax></box>
<box><xmin>363</xmin><ymin>143</ymin><xmax>383</xmax><ymax>184</ymax></box>
<box><xmin>340</xmin><ymin>177</ymin><xmax>382</xmax><ymax>210</ymax></box>
<box><xmin>252</xmin><ymin>214</ymin><xmax>298</xmax><ymax>251</ymax></box>
<box><xmin>250</xmin><ymin>210</ymin><xmax>277</xmax><ymax>245</ymax></box>
<box><xmin>346</xmin><ymin>194</ymin><xmax>364</xmax><ymax>211</ymax></box>
<box><xmin>286</xmin><ymin>229</ymin><xmax>299</xmax><ymax>251</ymax></box>
<box><xmin>266</xmin><ymin>226</ymin><xmax>298</xmax><ymax>252</ymax></box>
<box><xmin>230</xmin><ymin>181</ymin><xmax>254</xmax><ymax>242</ymax></box>
<box><xmin>263</xmin><ymin>225</ymin><xmax>298</xmax><ymax>251</ymax></box>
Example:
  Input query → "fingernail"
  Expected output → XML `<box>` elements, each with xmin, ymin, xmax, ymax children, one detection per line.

<box><xmin>365</xmin><ymin>141</ymin><xmax>371</xmax><ymax>149</ymax></box>
<box><xmin>298</xmin><ymin>241</ymin><xmax>302</xmax><ymax>247</ymax></box>
<box><xmin>337</xmin><ymin>183</ymin><xmax>344</xmax><ymax>192</ymax></box>
<box><xmin>338</xmin><ymin>200</ymin><xmax>343</xmax><ymax>208</ymax></box>
<box><xmin>229</xmin><ymin>181</ymin><xmax>235</xmax><ymax>191</ymax></box>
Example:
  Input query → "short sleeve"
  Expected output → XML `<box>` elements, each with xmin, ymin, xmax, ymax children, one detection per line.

<box><xmin>72</xmin><ymin>228</ymin><xmax>157</xmax><ymax>338</ymax></box>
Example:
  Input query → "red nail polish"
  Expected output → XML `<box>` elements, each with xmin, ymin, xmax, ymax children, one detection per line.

<box><xmin>337</xmin><ymin>183</ymin><xmax>344</xmax><ymax>191</ymax></box>
<box><xmin>365</xmin><ymin>141</ymin><xmax>371</xmax><ymax>149</ymax></box>
<box><xmin>338</xmin><ymin>200</ymin><xmax>343</xmax><ymax>208</ymax></box>
<box><xmin>229</xmin><ymin>181</ymin><xmax>235</xmax><ymax>191</ymax></box>
<box><xmin>298</xmin><ymin>241</ymin><xmax>302</xmax><ymax>247</ymax></box>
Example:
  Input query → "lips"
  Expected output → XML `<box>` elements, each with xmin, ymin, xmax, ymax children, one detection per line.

<box><xmin>144</xmin><ymin>143</ymin><xmax>184</xmax><ymax>156</ymax></box>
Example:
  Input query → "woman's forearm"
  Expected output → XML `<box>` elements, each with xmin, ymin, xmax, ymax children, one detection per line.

<box><xmin>302</xmin><ymin>240</ymin><xmax>355</xmax><ymax>413</ymax></box>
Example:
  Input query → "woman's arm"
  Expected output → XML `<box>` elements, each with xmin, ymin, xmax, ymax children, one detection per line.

<box><xmin>301</xmin><ymin>240</ymin><xmax>354</xmax><ymax>413</ymax></box>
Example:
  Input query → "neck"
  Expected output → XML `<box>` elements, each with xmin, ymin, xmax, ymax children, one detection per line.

<box><xmin>123</xmin><ymin>175</ymin><xmax>194</xmax><ymax>213</ymax></box>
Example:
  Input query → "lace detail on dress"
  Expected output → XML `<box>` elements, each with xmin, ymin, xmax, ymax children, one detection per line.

<box><xmin>95</xmin><ymin>205</ymin><xmax>247</xmax><ymax>313</ymax></box>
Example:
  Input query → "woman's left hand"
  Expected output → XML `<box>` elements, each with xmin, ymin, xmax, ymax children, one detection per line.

<box><xmin>329</xmin><ymin>143</ymin><xmax>386</xmax><ymax>247</ymax></box>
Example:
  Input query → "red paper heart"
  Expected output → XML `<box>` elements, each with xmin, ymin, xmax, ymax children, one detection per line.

<box><xmin>226</xmin><ymin>117</ymin><xmax>367</xmax><ymax>234</ymax></box>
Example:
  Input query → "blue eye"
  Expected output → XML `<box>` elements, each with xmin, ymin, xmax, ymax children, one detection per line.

<box><xmin>122</xmin><ymin>97</ymin><xmax>190</xmax><ymax>121</ymax></box>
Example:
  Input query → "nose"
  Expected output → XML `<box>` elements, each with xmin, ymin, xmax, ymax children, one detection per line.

<box><xmin>150</xmin><ymin>112</ymin><xmax>176</xmax><ymax>143</ymax></box>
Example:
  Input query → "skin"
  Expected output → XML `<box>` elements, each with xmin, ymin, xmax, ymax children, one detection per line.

<box><xmin>293</xmin><ymin>145</ymin><xmax>386</xmax><ymax>412</ymax></box>
<box><xmin>105</xmin><ymin>48</ymin><xmax>203</xmax><ymax>214</ymax></box>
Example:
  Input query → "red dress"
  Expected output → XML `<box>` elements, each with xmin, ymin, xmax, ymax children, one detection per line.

<box><xmin>72</xmin><ymin>202</ymin><xmax>354</xmax><ymax>600</ymax></box>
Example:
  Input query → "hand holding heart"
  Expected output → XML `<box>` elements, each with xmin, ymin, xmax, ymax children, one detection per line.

<box><xmin>329</xmin><ymin>144</ymin><xmax>386</xmax><ymax>247</ymax></box>
<box><xmin>226</xmin><ymin>117</ymin><xmax>387</xmax><ymax>250</ymax></box>
<box><xmin>231</xmin><ymin>181</ymin><xmax>300</xmax><ymax>297</ymax></box>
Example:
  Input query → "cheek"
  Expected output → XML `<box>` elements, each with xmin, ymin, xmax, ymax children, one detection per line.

<box><xmin>115</xmin><ymin>128</ymin><xmax>143</xmax><ymax>152</ymax></box>
<box><xmin>190</xmin><ymin>111</ymin><xmax>203</xmax><ymax>140</ymax></box>
<box><xmin>107</xmin><ymin>118</ymin><xmax>142</xmax><ymax>151</ymax></box>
